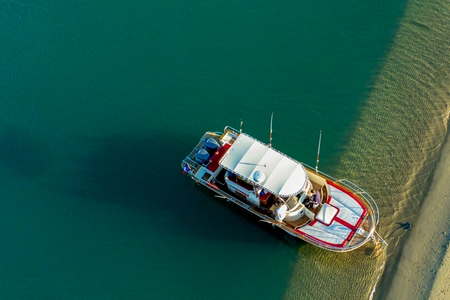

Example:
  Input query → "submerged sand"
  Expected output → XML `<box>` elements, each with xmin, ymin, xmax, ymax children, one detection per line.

<box><xmin>284</xmin><ymin>0</ymin><xmax>449</xmax><ymax>299</ymax></box>
<box><xmin>386</xmin><ymin>130</ymin><xmax>450</xmax><ymax>300</ymax></box>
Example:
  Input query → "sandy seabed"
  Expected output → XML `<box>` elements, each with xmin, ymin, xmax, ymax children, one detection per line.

<box><xmin>386</xmin><ymin>130</ymin><xmax>450</xmax><ymax>300</ymax></box>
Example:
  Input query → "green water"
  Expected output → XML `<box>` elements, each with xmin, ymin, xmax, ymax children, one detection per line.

<box><xmin>0</xmin><ymin>1</ymin><xmax>410</xmax><ymax>299</ymax></box>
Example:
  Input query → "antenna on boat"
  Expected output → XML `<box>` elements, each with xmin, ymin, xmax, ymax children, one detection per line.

<box><xmin>315</xmin><ymin>130</ymin><xmax>322</xmax><ymax>172</ymax></box>
<box><xmin>240</xmin><ymin>119</ymin><xmax>244</xmax><ymax>133</ymax></box>
<box><xmin>269</xmin><ymin>112</ymin><xmax>273</xmax><ymax>147</ymax></box>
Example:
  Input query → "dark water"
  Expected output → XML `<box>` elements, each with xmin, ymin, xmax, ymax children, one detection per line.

<box><xmin>0</xmin><ymin>1</ymin><xmax>407</xmax><ymax>299</ymax></box>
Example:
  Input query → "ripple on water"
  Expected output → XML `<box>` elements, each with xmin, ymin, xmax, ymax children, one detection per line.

<box><xmin>284</xmin><ymin>0</ymin><xmax>450</xmax><ymax>299</ymax></box>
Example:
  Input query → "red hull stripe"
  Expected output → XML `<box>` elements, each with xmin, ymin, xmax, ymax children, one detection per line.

<box><xmin>207</xmin><ymin>182</ymin><xmax>219</xmax><ymax>190</ymax></box>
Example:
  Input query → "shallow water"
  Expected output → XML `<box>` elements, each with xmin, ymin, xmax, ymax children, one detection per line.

<box><xmin>285</xmin><ymin>0</ymin><xmax>450</xmax><ymax>299</ymax></box>
<box><xmin>0</xmin><ymin>1</ymin><xmax>429</xmax><ymax>299</ymax></box>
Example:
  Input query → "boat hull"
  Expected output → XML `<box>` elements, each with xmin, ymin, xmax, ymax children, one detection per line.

<box><xmin>181</xmin><ymin>128</ymin><xmax>379</xmax><ymax>252</ymax></box>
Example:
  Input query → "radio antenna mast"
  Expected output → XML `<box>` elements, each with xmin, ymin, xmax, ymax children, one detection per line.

<box><xmin>315</xmin><ymin>130</ymin><xmax>322</xmax><ymax>172</ymax></box>
<box><xmin>269</xmin><ymin>113</ymin><xmax>273</xmax><ymax>147</ymax></box>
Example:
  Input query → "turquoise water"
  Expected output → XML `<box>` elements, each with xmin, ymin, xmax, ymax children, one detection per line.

<box><xmin>0</xmin><ymin>1</ymin><xmax>408</xmax><ymax>299</ymax></box>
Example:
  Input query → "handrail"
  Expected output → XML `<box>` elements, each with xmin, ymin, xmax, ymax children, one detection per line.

<box><xmin>373</xmin><ymin>230</ymin><xmax>389</xmax><ymax>247</ymax></box>
<box><xmin>336</xmin><ymin>179</ymin><xmax>380</xmax><ymax>225</ymax></box>
<box><xmin>224</xmin><ymin>125</ymin><xmax>239</xmax><ymax>133</ymax></box>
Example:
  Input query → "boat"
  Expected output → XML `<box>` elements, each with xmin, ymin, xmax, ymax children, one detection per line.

<box><xmin>180</xmin><ymin>125</ymin><xmax>385</xmax><ymax>252</ymax></box>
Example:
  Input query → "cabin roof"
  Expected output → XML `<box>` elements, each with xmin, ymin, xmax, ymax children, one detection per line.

<box><xmin>219</xmin><ymin>133</ymin><xmax>308</xmax><ymax>197</ymax></box>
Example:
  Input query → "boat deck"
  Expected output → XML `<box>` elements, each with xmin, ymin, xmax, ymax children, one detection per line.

<box><xmin>295</xmin><ymin>180</ymin><xmax>368</xmax><ymax>248</ymax></box>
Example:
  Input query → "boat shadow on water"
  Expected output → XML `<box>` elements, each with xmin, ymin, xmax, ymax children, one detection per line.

<box><xmin>62</xmin><ymin>132</ymin><xmax>304</xmax><ymax>247</ymax></box>
<box><xmin>0</xmin><ymin>126</ymin><xmax>49</xmax><ymax>178</ymax></box>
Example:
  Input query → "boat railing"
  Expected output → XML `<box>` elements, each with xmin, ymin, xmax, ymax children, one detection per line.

<box><xmin>184</xmin><ymin>157</ymin><xmax>200</xmax><ymax>168</ymax></box>
<box><xmin>335</xmin><ymin>178</ymin><xmax>380</xmax><ymax>225</ymax></box>
<box><xmin>224</xmin><ymin>125</ymin><xmax>240</xmax><ymax>134</ymax></box>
